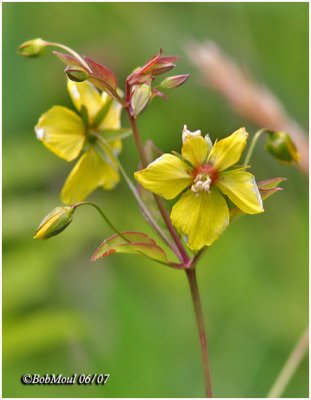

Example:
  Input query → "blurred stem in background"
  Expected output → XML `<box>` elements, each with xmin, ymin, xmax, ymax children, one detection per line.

<box><xmin>267</xmin><ymin>328</ymin><xmax>309</xmax><ymax>398</ymax></box>
<box><xmin>185</xmin><ymin>40</ymin><xmax>309</xmax><ymax>174</ymax></box>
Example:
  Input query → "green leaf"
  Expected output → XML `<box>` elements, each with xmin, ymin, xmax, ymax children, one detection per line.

<box><xmin>97</xmin><ymin>128</ymin><xmax>132</xmax><ymax>142</ymax></box>
<box><xmin>53</xmin><ymin>51</ymin><xmax>120</xmax><ymax>102</ymax></box>
<box><xmin>91</xmin><ymin>232</ymin><xmax>167</xmax><ymax>263</ymax></box>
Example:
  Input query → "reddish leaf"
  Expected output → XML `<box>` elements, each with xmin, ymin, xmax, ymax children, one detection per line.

<box><xmin>83</xmin><ymin>56</ymin><xmax>118</xmax><ymax>90</ymax></box>
<box><xmin>151</xmin><ymin>89</ymin><xmax>168</xmax><ymax>101</ymax></box>
<box><xmin>257</xmin><ymin>177</ymin><xmax>286</xmax><ymax>200</ymax></box>
<box><xmin>53</xmin><ymin>51</ymin><xmax>82</xmax><ymax>68</ymax></box>
<box><xmin>156</xmin><ymin>55</ymin><xmax>180</xmax><ymax>64</ymax></box>
<box><xmin>138</xmin><ymin>49</ymin><xmax>163</xmax><ymax>75</ymax></box>
<box><xmin>91</xmin><ymin>232</ymin><xmax>167</xmax><ymax>263</ymax></box>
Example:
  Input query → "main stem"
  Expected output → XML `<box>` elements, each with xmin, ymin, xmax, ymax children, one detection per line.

<box><xmin>127</xmin><ymin>112</ymin><xmax>190</xmax><ymax>264</ymax></box>
<box><xmin>186</xmin><ymin>268</ymin><xmax>213</xmax><ymax>397</ymax></box>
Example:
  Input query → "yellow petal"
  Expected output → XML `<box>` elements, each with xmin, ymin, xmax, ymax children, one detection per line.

<box><xmin>181</xmin><ymin>135</ymin><xmax>209</xmax><ymax>166</ymax></box>
<box><xmin>99</xmin><ymin>92</ymin><xmax>122</xmax><ymax>130</ymax></box>
<box><xmin>35</xmin><ymin>106</ymin><xmax>85</xmax><ymax>161</ymax></box>
<box><xmin>67</xmin><ymin>80</ymin><xmax>102</xmax><ymax>121</ymax></box>
<box><xmin>98</xmin><ymin>95</ymin><xmax>123</xmax><ymax>155</ymax></box>
<box><xmin>171</xmin><ymin>189</ymin><xmax>229</xmax><ymax>251</ymax></box>
<box><xmin>61</xmin><ymin>147</ymin><xmax>120</xmax><ymax>204</ymax></box>
<box><xmin>216</xmin><ymin>169</ymin><xmax>264</xmax><ymax>214</ymax></box>
<box><xmin>134</xmin><ymin>154</ymin><xmax>192</xmax><ymax>200</ymax></box>
<box><xmin>208</xmin><ymin>128</ymin><xmax>248</xmax><ymax>171</ymax></box>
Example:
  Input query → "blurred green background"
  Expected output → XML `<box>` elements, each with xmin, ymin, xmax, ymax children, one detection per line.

<box><xmin>3</xmin><ymin>2</ymin><xmax>308</xmax><ymax>398</ymax></box>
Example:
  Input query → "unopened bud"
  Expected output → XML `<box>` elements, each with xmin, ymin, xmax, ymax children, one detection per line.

<box><xmin>18</xmin><ymin>38</ymin><xmax>47</xmax><ymax>57</ymax></box>
<box><xmin>65</xmin><ymin>66</ymin><xmax>89</xmax><ymax>82</ymax></box>
<box><xmin>152</xmin><ymin>63</ymin><xmax>175</xmax><ymax>76</ymax></box>
<box><xmin>265</xmin><ymin>131</ymin><xmax>300</xmax><ymax>164</ymax></box>
<box><xmin>131</xmin><ymin>84</ymin><xmax>151</xmax><ymax>117</ymax></box>
<box><xmin>34</xmin><ymin>206</ymin><xmax>74</xmax><ymax>240</ymax></box>
<box><xmin>159</xmin><ymin>74</ymin><xmax>190</xmax><ymax>89</ymax></box>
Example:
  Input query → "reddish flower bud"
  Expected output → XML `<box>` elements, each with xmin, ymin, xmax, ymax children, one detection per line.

<box><xmin>152</xmin><ymin>63</ymin><xmax>176</xmax><ymax>76</ymax></box>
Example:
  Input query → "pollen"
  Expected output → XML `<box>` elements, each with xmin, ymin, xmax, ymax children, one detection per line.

<box><xmin>191</xmin><ymin>173</ymin><xmax>212</xmax><ymax>195</ymax></box>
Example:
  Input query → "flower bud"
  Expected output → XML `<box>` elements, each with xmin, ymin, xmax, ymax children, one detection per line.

<box><xmin>159</xmin><ymin>74</ymin><xmax>190</xmax><ymax>89</ymax></box>
<box><xmin>65</xmin><ymin>66</ymin><xmax>89</xmax><ymax>82</ymax></box>
<box><xmin>152</xmin><ymin>63</ymin><xmax>175</xmax><ymax>76</ymax></box>
<box><xmin>18</xmin><ymin>38</ymin><xmax>47</xmax><ymax>57</ymax></box>
<box><xmin>130</xmin><ymin>84</ymin><xmax>151</xmax><ymax>117</ymax></box>
<box><xmin>265</xmin><ymin>131</ymin><xmax>300</xmax><ymax>164</ymax></box>
<box><xmin>33</xmin><ymin>206</ymin><xmax>74</xmax><ymax>240</ymax></box>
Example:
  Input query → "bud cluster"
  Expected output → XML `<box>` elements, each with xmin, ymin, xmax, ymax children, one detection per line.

<box><xmin>127</xmin><ymin>49</ymin><xmax>189</xmax><ymax>118</ymax></box>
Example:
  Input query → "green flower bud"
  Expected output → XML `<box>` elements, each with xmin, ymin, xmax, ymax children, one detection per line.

<box><xmin>65</xmin><ymin>66</ymin><xmax>89</xmax><ymax>82</ymax></box>
<box><xmin>18</xmin><ymin>38</ymin><xmax>47</xmax><ymax>58</ymax></box>
<box><xmin>33</xmin><ymin>206</ymin><xmax>74</xmax><ymax>240</ymax></box>
<box><xmin>130</xmin><ymin>84</ymin><xmax>151</xmax><ymax>117</ymax></box>
<box><xmin>265</xmin><ymin>131</ymin><xmax>300</xmax><ymax>164</ymax></box>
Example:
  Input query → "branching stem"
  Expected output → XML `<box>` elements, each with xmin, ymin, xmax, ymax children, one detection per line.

<box><xmin>94</xmin><ymin>135</ymin><xmax>176</xmax><ymax>253</ymax></box>
<box><xmin>126</xmin><ymin>110</ymin><xmax>190</xmax><ymax>264</ymax></box>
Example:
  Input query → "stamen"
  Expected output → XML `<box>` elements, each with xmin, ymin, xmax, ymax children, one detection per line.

<box><xmin>191</xmin><ymin>173</ymin><xmax>212</xmax><ymax>195</ymax></box>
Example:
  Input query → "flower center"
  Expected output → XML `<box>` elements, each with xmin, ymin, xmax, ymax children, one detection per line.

<box><xmin>191</xmin><ymin>164</ymin><xmax>218</xmax><ymax>196</ymax></box>
<box><xmin>191</xmin><ymin>173</ymin><xmax>212</xmax><ymax>195</ymax></box>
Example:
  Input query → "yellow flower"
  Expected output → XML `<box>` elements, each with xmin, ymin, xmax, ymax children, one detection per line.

<box><xmin>134</xmin><ymin>126</ymin><xmax>264</xmax><ymax>251</ymax></box>
<box><xmin>35</xmin><ymin>80</ymin><xmax>123</xmax><ymax>204</ymax></box>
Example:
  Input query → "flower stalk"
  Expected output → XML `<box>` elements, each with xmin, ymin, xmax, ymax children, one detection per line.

<box><xmin>243</xmin><ymin>129</ymin><xmax>266</xmax><ymax>166</ymax></box>
<box><xmin>126</xmin><ymin>110</ymin><xmax>190</xmax><ymax>264</ymax></box>
<box><xmin>93</xmin><ymin>134</ymin><xmax>177</xmax><ymax>254</ymax></box>
<box><xmin>73</xmin><ymin>201</ymin><xmax>129</xmax><ymax>242</ymax></box>
<box><xmin>186</xmin><ymin>268</ymin><xmax>213</xmax><ymax>397</ymax></box>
